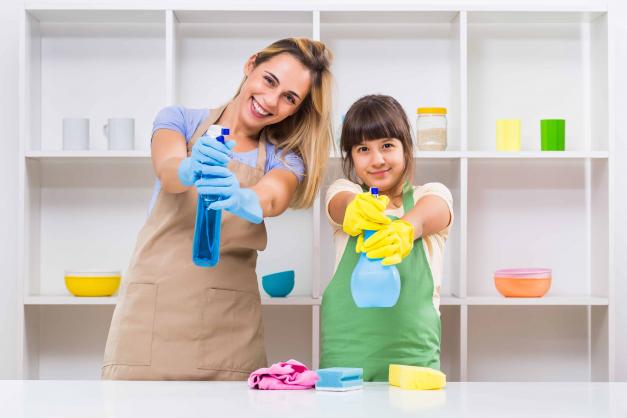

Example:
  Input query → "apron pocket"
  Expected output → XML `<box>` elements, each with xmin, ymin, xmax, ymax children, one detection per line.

<box><xmin>103</xmin><ymin>282</ymin><xmax>157</xmax><ymax>366</ymax></box>
<box><xmin>197</xmin><ymin>288</ymin><xmax>266</xmax><ymax>373</ymax></box>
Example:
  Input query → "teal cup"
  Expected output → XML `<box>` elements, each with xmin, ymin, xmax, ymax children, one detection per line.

<box><xmin>541</xmin><ymin>119</ymin><xmax>565</xmax><ymax>151</ymax></box>
<box><xmin>262</xmin><ymin>270</ymin><xmax>295</xmax><ymax>297</ymax></box>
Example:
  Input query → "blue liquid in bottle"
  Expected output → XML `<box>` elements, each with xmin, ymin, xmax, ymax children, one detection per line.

<box><xmin>192</xmin><ymin>126</ymin><xmax>229</xmax><ymax>268</ymax></box>
<box><xmin>350</xmin><ymin>187</ymin><xmax>401</xmax><ymax>308</ymax></box>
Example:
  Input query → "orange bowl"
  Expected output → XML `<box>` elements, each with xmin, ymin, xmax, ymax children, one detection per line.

<box><xmin>493</xmin><ymin>268</ymin><xmax>551</xmax><ymax>298</ymax></box>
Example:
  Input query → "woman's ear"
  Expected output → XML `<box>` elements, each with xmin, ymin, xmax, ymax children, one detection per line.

<box><xmin>244</xmin><ymin>54</ymin><xmax>257</xmax><ymax>76</ymax></box>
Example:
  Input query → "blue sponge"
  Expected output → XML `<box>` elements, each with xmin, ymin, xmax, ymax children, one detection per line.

<box><xmin>315</xmin><ymin>367</ymin><xmax>363</xmax><ymax>391</ymax></box>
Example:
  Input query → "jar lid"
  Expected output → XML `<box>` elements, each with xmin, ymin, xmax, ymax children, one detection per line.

<box><xmin>417</xmin><ymin>107</ymin><xmax>447</xmax><ymax>115</ymax></box>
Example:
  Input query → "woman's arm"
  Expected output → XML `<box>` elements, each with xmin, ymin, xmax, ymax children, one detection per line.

<box><xmin>151</xmin><ymin>129</ymin><xmax>190</xmax><ymax>194</ymax></box>
<box><xmin>402</xmin><ymin>195</ymin><xmax>451</xmax><ymax>239</ymax></box>
<box><xmin>251</xmin><ymin>169</ymin><xmax>299</xmax><ymax>218</ymax></box>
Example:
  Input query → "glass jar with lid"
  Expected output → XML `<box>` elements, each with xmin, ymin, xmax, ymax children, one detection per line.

<box><xmin>416</xmin><ymin>107</ymin><xmax>447</xmax><ymax>151</ymax></box>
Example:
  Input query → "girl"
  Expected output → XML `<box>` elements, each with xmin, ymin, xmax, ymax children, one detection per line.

<box><xmin>321</xmin><ymin>95</ymin><xmax>453</xmax><ymax>381</ymax></box>
<box><xmin>102</xmin><ymin>38</ymin><xmax>333</xmax><ymax>380</ymax></box>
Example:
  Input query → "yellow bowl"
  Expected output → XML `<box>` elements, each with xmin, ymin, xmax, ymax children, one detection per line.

<box><xmin>64</xmin><ymin>270</ymin><xmax>121</xmax><ymax>297</ymax></box>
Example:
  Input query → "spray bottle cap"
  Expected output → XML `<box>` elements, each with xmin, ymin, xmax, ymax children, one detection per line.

<box><xmin>370</xmin><ymin>187</ymin><xmax>379</xmax><ymax>197</ymax></box>
<box><xmin>206</xmin><ymin>125</ymin><xmax>230</xmax><ymax>143</ymax></box>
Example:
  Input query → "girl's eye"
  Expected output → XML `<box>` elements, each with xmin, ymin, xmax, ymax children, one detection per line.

<box><xmin>383</xmin><ymin>143</ymin><xmax>394</xmax><ymax>149</ymax></box>
<box><xmin>357</xmin><ymin>146</ymin><xmax>368</xmax><ymax>153</ymax></box>
<box><xmin>264</xmin><ymin>75</ymin><xmax>275</xmax><ymax>86</ymax></box>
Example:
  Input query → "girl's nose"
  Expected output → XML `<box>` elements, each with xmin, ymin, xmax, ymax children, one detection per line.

<box><xmin>371</xmin><ymin>150</ymin><xmax>385</xmax><ymax>166</ymax></box>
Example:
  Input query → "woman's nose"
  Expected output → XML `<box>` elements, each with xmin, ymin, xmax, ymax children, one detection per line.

<box><xmin>266</xmin><ymin>92</ymin><xmax>281</xmax><ymax>109</ymax></box>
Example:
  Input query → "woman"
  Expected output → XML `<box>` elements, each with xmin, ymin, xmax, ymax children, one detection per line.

<box><xmin>102</xmin><ymin>38</ymin><xmax>333</xmax><ymax>380</ymax></box>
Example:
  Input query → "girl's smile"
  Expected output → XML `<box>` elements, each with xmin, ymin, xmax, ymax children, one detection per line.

<box><xmin>351</xmin><ymin>137</ymin><xmax>405</xmax><ymax>193</ymax></box>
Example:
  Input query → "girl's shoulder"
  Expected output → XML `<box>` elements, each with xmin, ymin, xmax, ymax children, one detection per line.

<box><xmin>412</xmin><ymin>182</ymin><xmax>453</xmax><ymax>203</ymax></box>
<box><xmin>327</xmin><ymin>178</ymin><xmax>362</xmax><ymax>196</ymax></box>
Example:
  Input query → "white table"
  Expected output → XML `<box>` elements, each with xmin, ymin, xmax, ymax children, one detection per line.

<box><xmin>1</xmin><ymin>381</ymin><xmax>626</xmax><ymax>418</ymax></box>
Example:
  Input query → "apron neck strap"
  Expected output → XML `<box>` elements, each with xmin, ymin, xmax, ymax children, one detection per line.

<box><xmin>188</xmin><ymin>106</ymin><xmax>227</xmax><ymax>152</ymax></box>
<box><xmin>255</xmin><ymin>133</ymin><xmax>267</xmax><ymax>171</ymax></box>
<box><xmin>401</xmin><ymin>181</ymin><xmax>414</xmax><ymax>213</ymax></box>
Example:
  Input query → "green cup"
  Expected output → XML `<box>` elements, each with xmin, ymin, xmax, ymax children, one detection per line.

<box><xmin>541</xmin><ymin>119</ymin><xmax>565</xmax><ymax>151</ymax></box>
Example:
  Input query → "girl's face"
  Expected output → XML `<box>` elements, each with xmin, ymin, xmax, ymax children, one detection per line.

<box><xmin>238</xmin><ymin>53</ymin><xmax>312</xmax><ymax>131</ymax></box>
<box><xmin>351</xmin><ymin>138</ymin><xmax>405</xmax><ymax>193</ymax></box>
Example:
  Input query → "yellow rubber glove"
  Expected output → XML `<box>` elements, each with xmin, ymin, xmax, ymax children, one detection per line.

<box><xmin>361</xmin><ymin>219</ymin><xmax>415</xmax><ymax>266</ymax></box>
<box><xmin>343</xmin><ymin>192</ymin><xmax>391</xmax><ymax>239</ymax></box>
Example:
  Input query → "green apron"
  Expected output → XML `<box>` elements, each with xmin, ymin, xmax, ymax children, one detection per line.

<box><xmin>321</xmin><ymin>182</ymin><xmax>441</xmax><ymax>381</ymax></box>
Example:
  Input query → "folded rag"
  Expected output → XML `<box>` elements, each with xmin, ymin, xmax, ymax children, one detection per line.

<box><xmin>248</xmin><ymin>359</ymin><xmax>319</xmax><ymax>390</ymax></box>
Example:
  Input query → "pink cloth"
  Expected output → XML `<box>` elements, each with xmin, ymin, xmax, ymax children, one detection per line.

<box><xmin>248</xmin><ymin>359</ymin><xmax>319</xmax><ymax>390</ymax></box>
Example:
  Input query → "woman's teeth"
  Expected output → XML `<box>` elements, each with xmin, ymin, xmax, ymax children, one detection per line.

<box><xmin>253</xmin><ymin>99</ymin><xmax>270</xmax><ymax>116</ymax></box>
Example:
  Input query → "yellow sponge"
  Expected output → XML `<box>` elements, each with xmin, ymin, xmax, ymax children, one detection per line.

<box><xmin>388</xmin><ymin>364</ymin><xmax>446</xmax><ymax>390</ymax></box>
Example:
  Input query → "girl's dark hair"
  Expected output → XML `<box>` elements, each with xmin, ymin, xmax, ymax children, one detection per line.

<box><xmin>340</xmin><ymin>94</ymin><xmax>414</xmax><ymax>187</ymax></box>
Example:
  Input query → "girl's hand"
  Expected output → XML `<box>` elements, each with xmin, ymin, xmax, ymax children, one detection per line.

<box><xmin>342</xmin><ymin>192</ymin><xmax>391</xmax><ymax>237</ymax></box>
<box><xmin>361</xmin><ymin>219</ymin><xmax>414</xmax><ymax>266</ymax></box>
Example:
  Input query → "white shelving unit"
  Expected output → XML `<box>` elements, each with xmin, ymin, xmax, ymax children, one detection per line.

<box><xmin>18</xmin><ymin>2</ymin><xmax>613</xmax><ymax>382</ymax></box>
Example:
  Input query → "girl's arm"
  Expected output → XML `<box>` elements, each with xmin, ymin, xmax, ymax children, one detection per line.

<box><xmin>251</xmin><ymin>169</ymin><xmax>299</xmax><ymax>218</ymax></box>
<box><xmin>402</xmin><ymin>195</ymin><xmax>451</xmax><ymax>239</ymax></box>
<box><xmin>327</xmin><ymin>191</ymin><xmax>357</xmax><ymax>225</ymax></box>
<box><xmin>151</xmin><ymin>129</ymin><xmax>190</xmax><ymax>194</ymax></box>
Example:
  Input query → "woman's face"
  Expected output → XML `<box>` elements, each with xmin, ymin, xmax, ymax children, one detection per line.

<box><xmin>238</xmin><ymin>53</ymin><xmax>312</xmax><ymax>130</ymax></box>
<box><xmin>351</xmin><ymin>138</ymin><xmax>405</xmax><ymax>193</ymax></box>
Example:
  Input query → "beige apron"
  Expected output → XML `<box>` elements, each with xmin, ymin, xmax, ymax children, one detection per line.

<box><xmin>102</xmin><ymin>106</ymin><xmax>268</xmax><ymax>380</ymax></box>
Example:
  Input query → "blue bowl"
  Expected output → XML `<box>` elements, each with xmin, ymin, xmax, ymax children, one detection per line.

<box><xmin>262</xmin><ymin>270</ymin><xmax>295</xmax><ymax>297</ymax></box>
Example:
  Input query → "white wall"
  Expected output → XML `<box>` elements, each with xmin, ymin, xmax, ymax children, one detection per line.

<box><xmin>0</xmin><ymin>0</ymin><xmax>20</xmax><ymax>379</ymax></box>
<box><xmin>0</xmin><ymin>0</ymin><xmax>625</xmax><ymax>380</ymax></box>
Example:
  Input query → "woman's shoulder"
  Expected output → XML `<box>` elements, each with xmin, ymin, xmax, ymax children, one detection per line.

<box><xmin>153</xmin><ymin>106</ymin><xmax>210</xmax><ymax>140</ymax></box>
<box><xmin>155</xmin><ymin>105</ymin><xmax>209</xmax><ymax>121</ymax></box>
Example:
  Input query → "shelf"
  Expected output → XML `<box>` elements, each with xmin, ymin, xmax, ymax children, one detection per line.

<box><xmin>25</xmin><ymin>150</ymin><xmax>151</xmax><ymax>162</ymax></box>
<box><xmin>24</xmin><ymin>295</ymin><xmax>469</xmax><ymax>306</ymax></box>
<box><xmin>465</xmin><ymin>296</ymin><xmax>609</xmax><ymax>306</ymax></box>
<box><xmin>330</xmin><ymin>151</ymin><xmax>609</xmax><ymax>160</ymax></box>
<box><xmin>24</xmin><ymin>295</ymin><xmax>322</xmax><ymax>306</ymax></box>
<box><xmin>26</xmin><ymin>9</ymin><xmax>164</xmax><ymax>23</ymax></box>
<box><xmin>467</xmin><ymin>11</ymin><xmax>608</xmax><ymax>153</ymax></box>
<box><xmin>261</xmin><ymin>297</ymin><xmax>321</xmax><ymax>306</ymax></box>
<box><xmin>23</xmin><ymin>3</ymin><xmax>608</xmax><ymax>13</ymax></box>
<box><xmin>25</xmin><ymin>296</ymin><xmax>119</xmax><ymax>305</ymax></box>
<box><xmin>464</xmin><ymin>151</ymin><xmax>609</xmax><ymax>159</ymax></box>
<box><xmin>26</xmin><ymin>150</ymin><xmax>610</xmax><ymax>162</ymax></box>
<box><xmin>441</xmin><ymin>295</ymin><xmax>463</xmax><ymax>306</ymax></box>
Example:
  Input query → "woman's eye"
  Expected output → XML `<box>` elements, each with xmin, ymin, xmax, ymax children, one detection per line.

<box><xmin>285</xmin><ymin>94</ymin><xmax>296</xmax><ymax>105</ymax></box>
<box><xmin>264</xmin><ymin>76</ymin><xmax>275</xmax><ymax>86</ymax></box>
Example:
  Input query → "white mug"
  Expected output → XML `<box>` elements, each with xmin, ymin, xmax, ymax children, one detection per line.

<box><xmin>62</xmin><ymin>118</ymin><xmax>89</xmax><ymax>150</ymax></box>
<box><xmin>103</xmin><ymin>118</ymin><xmax>135</xmax><ymax>150</ymax></box>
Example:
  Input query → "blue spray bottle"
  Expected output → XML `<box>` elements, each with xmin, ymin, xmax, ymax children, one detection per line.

<box><xmin>350</xmin><ymin>187</ymin><xmax>401</xmax><ymax>308</ymax></box>
<box><xmin>192</xmin><ymin>125</ymin><xmax>230</xmax><ymax>268</ymax></box>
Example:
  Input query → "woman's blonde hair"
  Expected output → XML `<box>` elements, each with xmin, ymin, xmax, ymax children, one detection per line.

<box><xmin>236</xmin><ymin>38</ymin><xmax>333</xmax><ymax>209</ymax></box>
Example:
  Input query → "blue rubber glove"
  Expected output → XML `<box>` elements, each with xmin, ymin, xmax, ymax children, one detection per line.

<box><xmin>194</xmin><ymin>166</ymin><xmax>263</xmax><ymax>224</ymax></box>
<box><xmin>177</xmin><ymin>135</ymin><xmax>236</xmax><ymax>186</ymax></box>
